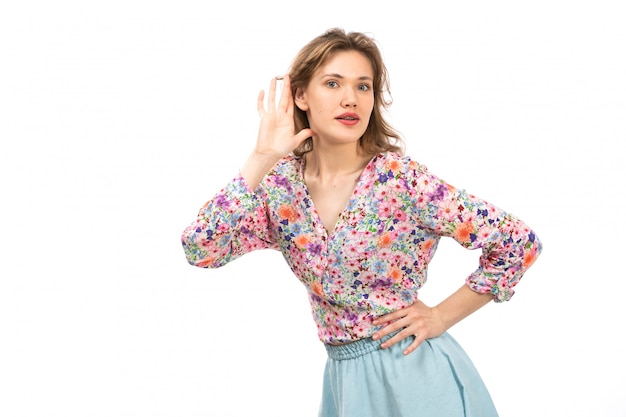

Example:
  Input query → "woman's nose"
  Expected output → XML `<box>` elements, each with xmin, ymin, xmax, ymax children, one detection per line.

<box><xmin>341</xmin><ymin>90</ymin><xmax>357</xmax><ymax>107</ymax></box>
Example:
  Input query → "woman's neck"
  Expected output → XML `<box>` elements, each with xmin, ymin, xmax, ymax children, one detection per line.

<box><xmin>304</xmin><ymin>142</ymin><xmax>373</xmax><ymax>182</ymax></box>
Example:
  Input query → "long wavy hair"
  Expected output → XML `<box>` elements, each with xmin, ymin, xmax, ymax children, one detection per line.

<box><xmin>288</xmin><ymin>28</ymin><xmax>404</xmax><ymax>157</ymax></box>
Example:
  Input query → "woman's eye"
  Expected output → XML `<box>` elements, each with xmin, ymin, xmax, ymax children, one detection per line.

<box><xmin>358</xmin><ymin>84</ymin><xmax>371</xmax><ymax>91</ymax></box>
<box><xmin>326</xmin><ymin>81</ymin><xmax>338</xmax><ymax>88</ymax></box>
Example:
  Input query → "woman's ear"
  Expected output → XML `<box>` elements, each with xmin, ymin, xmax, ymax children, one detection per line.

<box><xmin>294</xmin><ymin>88</ymin><xmax>308</xmax><ymax>111</ymax></box>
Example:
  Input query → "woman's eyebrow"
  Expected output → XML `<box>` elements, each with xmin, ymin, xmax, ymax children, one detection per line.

<box><xmin>320</xmin><ymin>73</ymin><xmax>373</xmax><ymax>81</ymax></box>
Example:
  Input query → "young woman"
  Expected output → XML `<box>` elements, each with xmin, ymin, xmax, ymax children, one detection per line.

<box><xmin>181</xmin><ymin>28</ymin><xmax>542</xmax><ymax>417</ymax></box>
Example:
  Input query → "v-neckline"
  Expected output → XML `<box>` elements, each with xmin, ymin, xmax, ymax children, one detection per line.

<box><xmin>298</xmin><ymin>153</ymin><xmax>379</xmax><ymax>238</ymax></box>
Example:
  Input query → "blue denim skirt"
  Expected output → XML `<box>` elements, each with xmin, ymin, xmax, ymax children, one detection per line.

<box><xmin>319</xmin><ymin>332</ymin><xmax>499</xmax><ymax>417</ymax></box>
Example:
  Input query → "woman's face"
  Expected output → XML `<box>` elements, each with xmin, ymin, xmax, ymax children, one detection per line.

<box><xmin>295</xmin><ymin>50</ymin><xmax>375</xmax><ymax>147</ymax></box>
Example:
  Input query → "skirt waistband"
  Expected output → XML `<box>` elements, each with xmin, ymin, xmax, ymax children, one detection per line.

<box><xmin>324</xmin><ymin>330</ymin><xmax>400</xmax><ymax>360</ymax></box>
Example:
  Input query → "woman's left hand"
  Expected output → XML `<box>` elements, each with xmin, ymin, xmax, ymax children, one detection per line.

<box><xmin>372</xmin><ymin>300</ymin><xmax>447</xmax><ymax>355</ymax></box>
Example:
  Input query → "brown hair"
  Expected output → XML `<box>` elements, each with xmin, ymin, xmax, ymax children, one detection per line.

<box><xmin>289</xmin><ymin>28</ymin><xmax>404</xmax><ymax>157</ymax></box>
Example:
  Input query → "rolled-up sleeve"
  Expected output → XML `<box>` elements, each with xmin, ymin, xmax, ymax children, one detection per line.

<box><xmin>408</xmin><ymin>161</ymin><xmax>542</xmax><ymax>302</ymax></box>
<box><xmin>181</xmin><ymin>174</ymin><xmax>277</xmax><ymax>269</ymax></box>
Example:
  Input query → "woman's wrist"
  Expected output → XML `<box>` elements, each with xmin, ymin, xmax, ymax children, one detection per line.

<box><xmin>240</xmin><ymin>151</ymin><xmax>281</xmax><ymax>190</ymax></box>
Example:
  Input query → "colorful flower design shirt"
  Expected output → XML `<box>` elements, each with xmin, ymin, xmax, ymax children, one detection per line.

<box><xmin>181</xmin><ymin>152</ymin><xmax>542</xmax><ymax>344</ymax></box>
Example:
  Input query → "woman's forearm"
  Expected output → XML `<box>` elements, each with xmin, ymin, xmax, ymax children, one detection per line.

<box><xmin>434</xmin><ymin>285</ymin><xmax>494</xmax><ymax>331</ymax></box>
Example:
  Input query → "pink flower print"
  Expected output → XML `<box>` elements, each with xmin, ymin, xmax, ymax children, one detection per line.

<box><xmin>439</xmin><ymin>200</ymin><xmax>459</xmax><ymax>221</ymax></box>
<box><xmin>476</xmin><ymin>225</ymin><xmax>495</xmax><ymax>241</ymax></box>
<box><xmin>375</xmin><ymin>187</ymin><xmax>390</xmax><ymax>200</ymax></box>
<box><xmin>378</xmin><ymin>247</ymin><xmax>393</xmax><ymax>260</ymax></box>
<box><xmin>217</xmin><ymin>222</ymin><xmax>230</xmax><ymax>232</ymax></box>
<box><xmin>313</xmin><ymin>263</ymin><xmax>325</xmax><ymax>276</ymax></box>
<box><xmin>378</xmin><ymin>201</ymin><xmax>393</xmax><ymax>218</ymax></box>
<box><xmin>394</xmin><ymin>209</ymin><xmax>407</xmax><ymax>222</ymax></box>
<box><xmin>355</xmin><ymin>239</ymin><xmax>369</xmax><ymax>255</ymax></box>
<box><xmin>418</xmin><ymin>176</ymin><xmax>437</xmax><ymax>194</ymax></box>
<box><xmin>462</xmin><ymin>211</ymin><xmax>476</xmax><ymax>223</ymax></box>
<box><xmin>391</xmin><ymin>181</ymin><xmax>404</xmax><ymax>193</ymax></box>
<box><xmin>347</xmin><ymin>245</ymin><xmax>359</xmax><ymax>258</ymax></box>
<box><xmin>511</xmin><ymin>227</ymin><xmax>524</xmax><ymax>241</ymax></box>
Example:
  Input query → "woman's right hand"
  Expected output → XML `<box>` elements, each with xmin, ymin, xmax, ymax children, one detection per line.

<box><xmin>255</xmin><ymin>75</ymin><xmax>314</xmax><ymax>160</ymax></box>
<box><xmin>240</xmin><ymin>75</ymin><xmax>314</xmax><ymax>189</ymax></box>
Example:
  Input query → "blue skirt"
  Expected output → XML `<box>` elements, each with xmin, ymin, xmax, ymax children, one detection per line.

<box><xmin>319</xmin><ymin>332</ymin><xmax>499</xmax><ymax>417</ymax></box>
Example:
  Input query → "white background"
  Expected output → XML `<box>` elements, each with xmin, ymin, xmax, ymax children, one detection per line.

<box><xmin>1</xmin><ymin>1</ymin><xmax>624</xmax><ymax>416</ymax></box>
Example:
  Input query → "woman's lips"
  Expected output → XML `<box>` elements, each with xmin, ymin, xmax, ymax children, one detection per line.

<box><xmin>336</xmin><ymin>113</ymin><xmax>360</xmax><ymax>126</ymax></box>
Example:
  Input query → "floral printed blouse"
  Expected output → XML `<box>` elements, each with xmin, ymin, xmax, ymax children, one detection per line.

<box><xmin>181</xmin><ymin>152</ymin><xmax>542</xmax><ymax>344</ymax></box>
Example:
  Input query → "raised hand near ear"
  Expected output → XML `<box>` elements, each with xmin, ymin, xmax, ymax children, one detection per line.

<box><xmin>255</xmin><ymin>75</ymin><xmax>314</xmax><ymax>160</ymax></box>
<box><xmin>240</xmin><ymin>75</ymin><xmax>314</xmax><ymax>189</ymax></box>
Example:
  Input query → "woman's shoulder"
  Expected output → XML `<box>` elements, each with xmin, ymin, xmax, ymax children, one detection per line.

<box><xmin>375</xmin><ymin>151</ymin><xmax>429</xmax><ymax>175</ymax></box>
